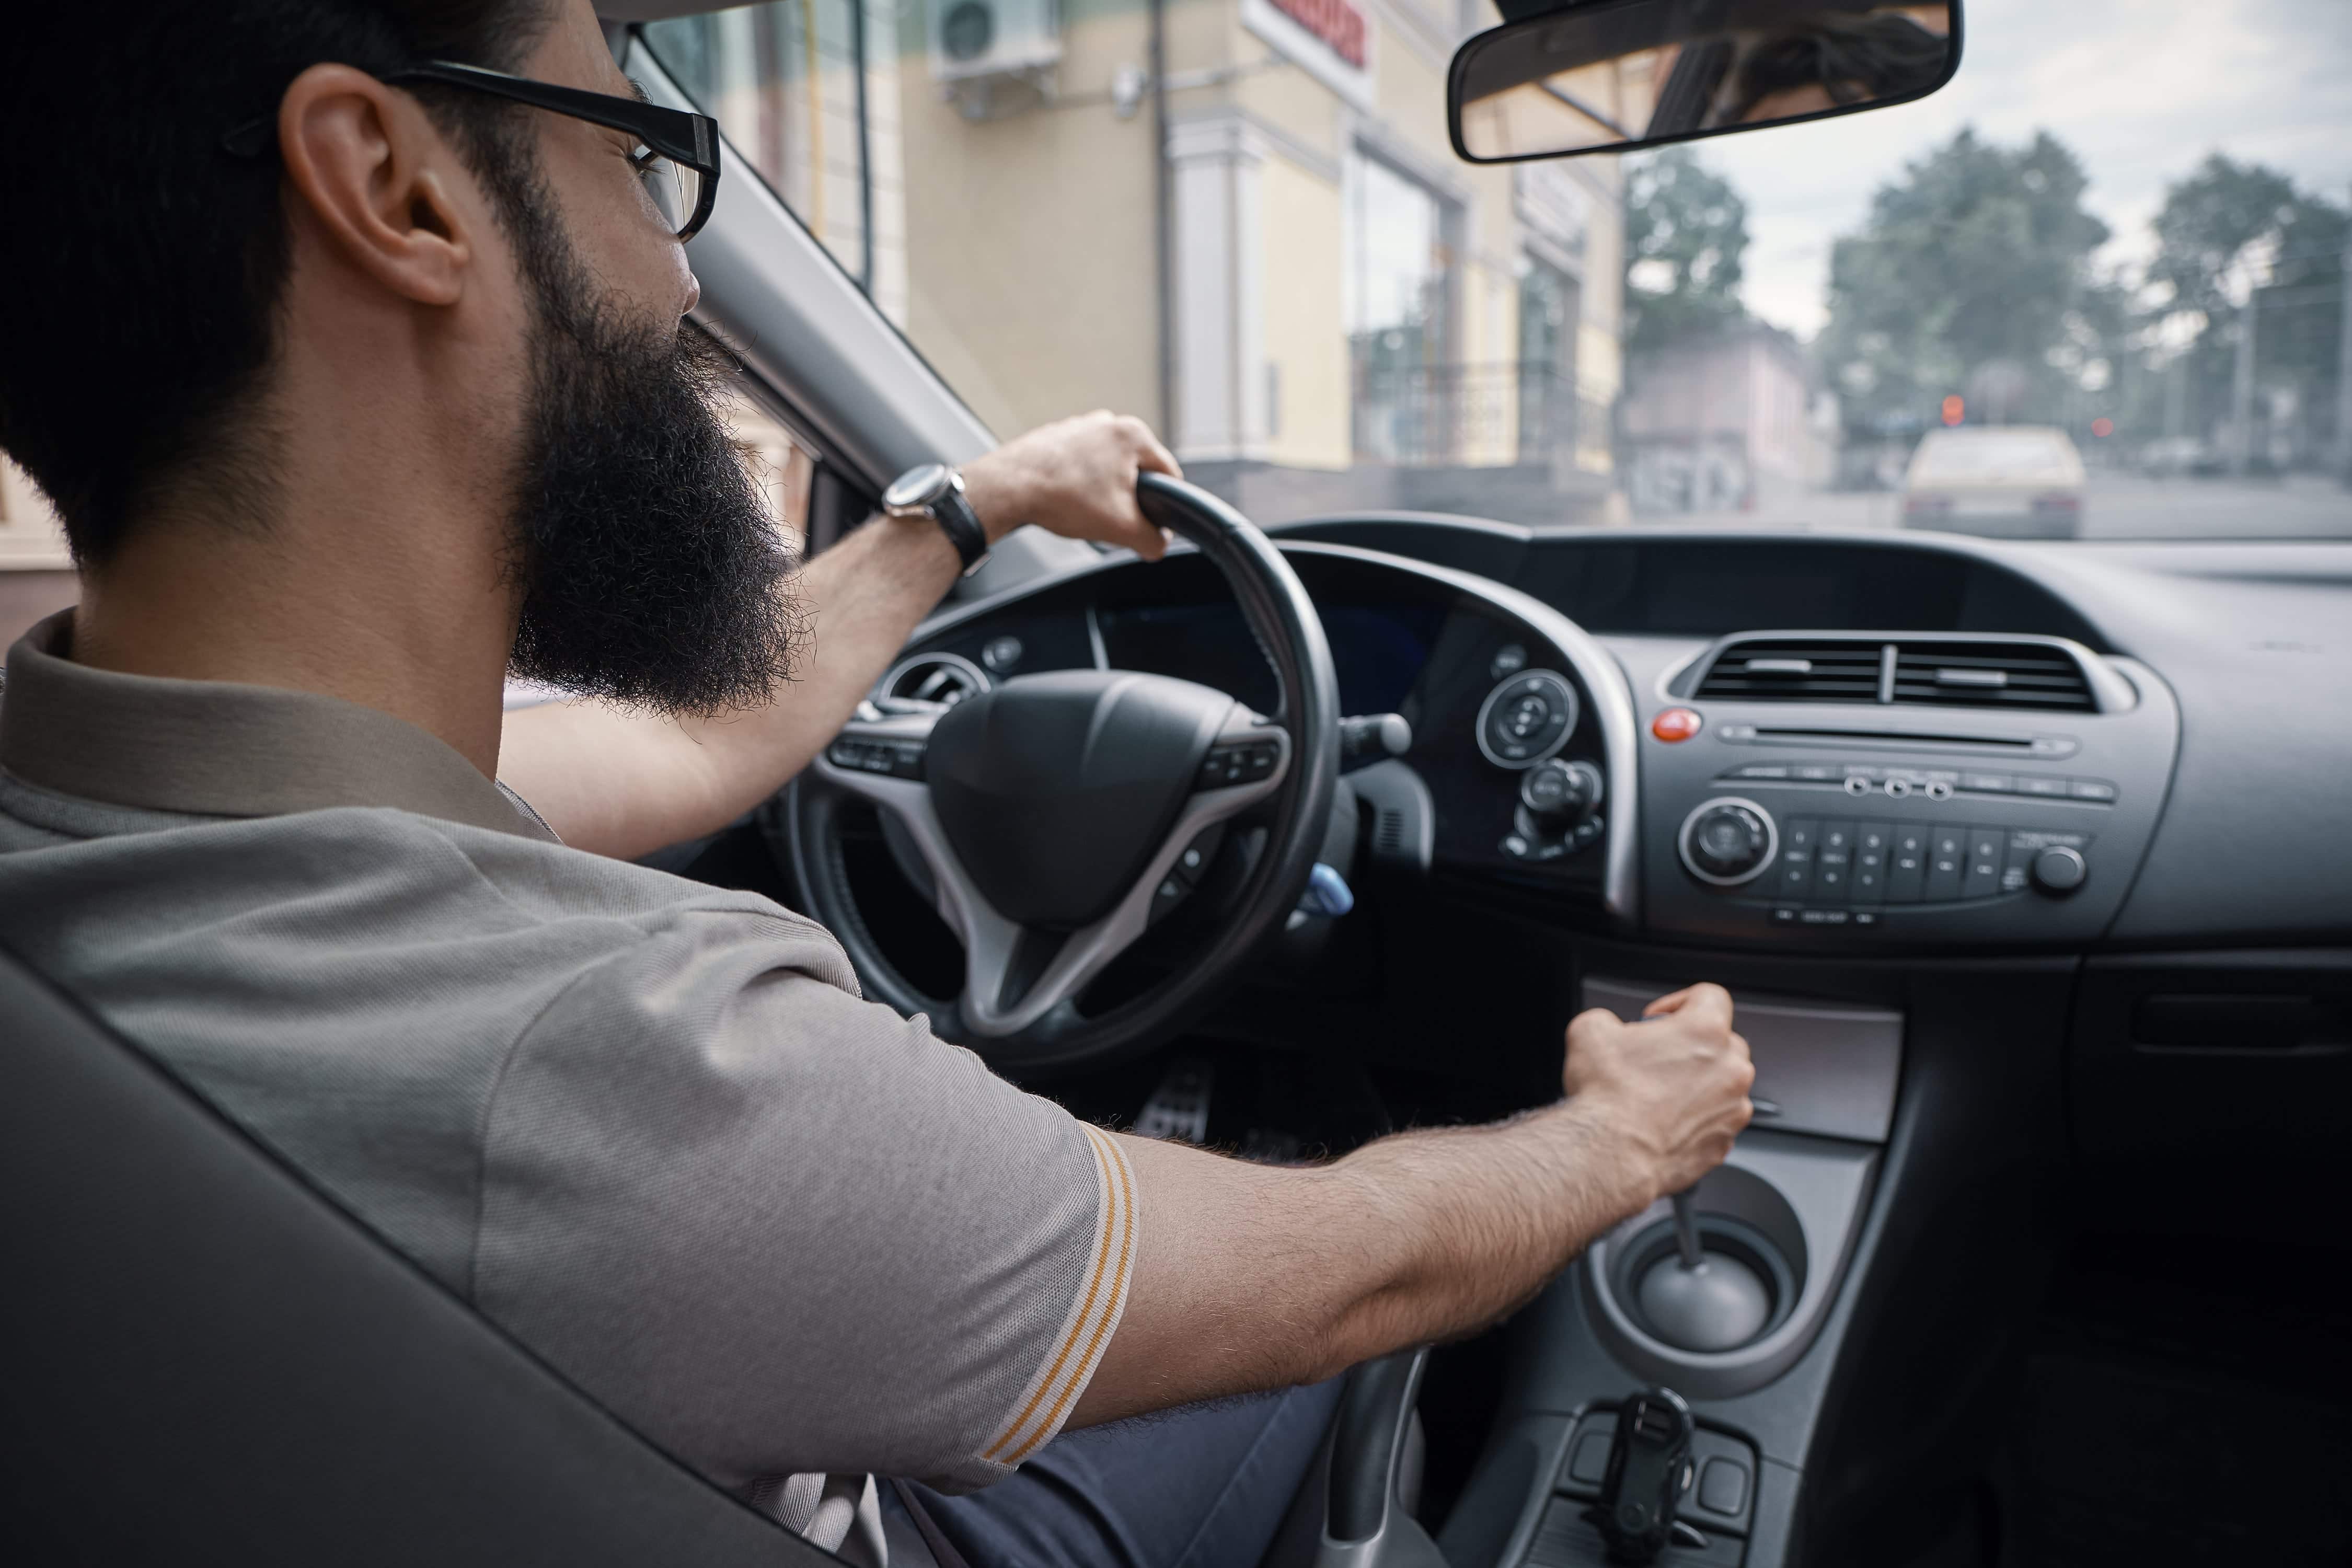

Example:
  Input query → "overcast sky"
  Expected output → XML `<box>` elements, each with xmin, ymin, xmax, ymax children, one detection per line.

<box><xmin>1669</xmin><ymin>0</ymin><xmax>2352</xmax><ymax>339</ymax></box>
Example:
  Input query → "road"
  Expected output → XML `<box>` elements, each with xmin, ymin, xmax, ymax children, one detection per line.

<box><xmin>1635</xmin><ymin>472</ymin><xmax>2352</xmax><ymax>540</ymax></box>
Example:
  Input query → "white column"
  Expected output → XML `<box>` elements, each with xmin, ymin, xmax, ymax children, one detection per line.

<box><xmin>1166</xmin><ymin>113</ymin><xmax>1269</xmax><ymax>462</ymax></box>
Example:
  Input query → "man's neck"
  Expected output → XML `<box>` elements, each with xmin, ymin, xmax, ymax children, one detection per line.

<box><xmin>73</xmin><ymin>484</ymin><xmax>520</xmax><ymax>781</ymax></box>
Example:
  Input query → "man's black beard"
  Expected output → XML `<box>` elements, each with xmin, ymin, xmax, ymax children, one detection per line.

<box><xmin>502</xmin><ymin>206</ymin><xmax>805</xmax><ymax>716</ymax></box>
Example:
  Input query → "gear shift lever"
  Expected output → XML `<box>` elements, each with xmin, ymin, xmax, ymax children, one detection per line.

<box><xmin>1670</xmin><ymin>1187</ymin><xmax>1704</xmax><ymax>1271</ymax></box>
<box><xmin>1623</xmin><ymin>1013</ymin><xmax>1771</xmax><ymax>1353</ymax></box>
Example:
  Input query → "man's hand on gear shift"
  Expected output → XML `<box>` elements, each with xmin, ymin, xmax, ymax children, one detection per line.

<box><xmin>1561</xmin><ymin>982</ymin><xmax>1755</xmax><ymax>1204</ymax></box>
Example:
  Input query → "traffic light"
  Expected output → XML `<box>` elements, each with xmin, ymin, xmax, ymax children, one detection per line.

<box><xmin>1941</xmin><ymin>395</ymin><xmax>1965</xmax><ymax>426</ymax></box>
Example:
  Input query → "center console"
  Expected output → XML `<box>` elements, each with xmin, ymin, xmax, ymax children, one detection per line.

<box><xmin>1436</xmin><ymin>976</ymin><xmax>1908</xmax><ymax>1568</ymax></box>
<box><xmin>1632</xmin><ymin>633</ymin><xmax>2180</xmax><ymax>950</ymax></box>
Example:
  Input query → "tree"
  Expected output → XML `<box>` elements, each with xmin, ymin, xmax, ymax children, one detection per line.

<box><xmin>1622</xmin><ymin>147</ymin><xmax>1750</xmax><ymax>354</ymax></box>
<box><xmin>1817</xmin><ymin>129</ymin><xmax>2111</xmax><ymax>436</ymax></box>
<box><xmin>2145</xmin><ymin>155</ymin><xmax>2345</xmax><ymax>462</ymax></box>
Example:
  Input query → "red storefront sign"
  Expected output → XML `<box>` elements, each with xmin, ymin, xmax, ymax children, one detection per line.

<box><xmin>1270</xmin><ymin>0</ymin><xmax>1367</xmax><ymax>70</ymax></box>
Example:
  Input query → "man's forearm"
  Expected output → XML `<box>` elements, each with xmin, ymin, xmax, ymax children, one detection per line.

<box><xmin>499</xmin><ymin>512</ymin><xmax>962</xmax><ymax>858</ymax></box>
<box><xmin>1075</xmin><ymin>1104</ymin><xmax>1656</xmax><ymax>1424</ymax></box>
<box><xmin>1317</xmin><ymin>1103</ymin><xmax>1657</xmax><ymax>1368</ymax></box>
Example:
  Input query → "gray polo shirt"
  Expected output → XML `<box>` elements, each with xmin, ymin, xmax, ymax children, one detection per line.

<box><xmin>0</xmin><ymin>613</ymin><xmax>1134</xmax><ymax>1523</ymax></box>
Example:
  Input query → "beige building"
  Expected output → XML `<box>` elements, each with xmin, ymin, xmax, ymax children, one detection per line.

<box><xmin>644</xmin><ymin>0</ymin><xmax>1633</xmax><ymax>527</ymax></box>
<box><xmin>1621</xmin><ymin>324</ymin><xmax>1832</xmax><ymax>516</ymax></box>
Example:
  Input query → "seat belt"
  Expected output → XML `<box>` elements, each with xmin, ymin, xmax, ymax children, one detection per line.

<box><xmin>889</xmin><ymin>1480</ymin><xmax>974</xmax><ymax>1568</ymax></box>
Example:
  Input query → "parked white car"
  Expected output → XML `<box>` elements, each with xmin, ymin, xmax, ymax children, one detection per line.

<box><xmin>1902</xmin><ymin>425</ymin><xmax>2088</xmax><ymax>537</ymax></box>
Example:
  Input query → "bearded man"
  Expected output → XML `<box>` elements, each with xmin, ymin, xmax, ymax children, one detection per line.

<box><xmin>0</xmin><ymin>4</ymin><xmax>1753</xmax><ymax>1564</ymax></box>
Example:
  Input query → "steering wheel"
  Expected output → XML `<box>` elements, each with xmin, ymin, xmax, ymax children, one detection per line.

<box><xmin>785</xmin><ymin>474</ymin><xmax>1341</xmax><ymax>1073</ymax></box>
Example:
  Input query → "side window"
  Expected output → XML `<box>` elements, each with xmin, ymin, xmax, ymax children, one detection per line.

<box><xmin>640</xmin><ymin>3</ymin><xmax>899</xmax><ymax>320</ymax></box>
<box><xmin>719</xmin><ymin>376</ymin><xmax>817</xmax><ymax>554</ymax></box>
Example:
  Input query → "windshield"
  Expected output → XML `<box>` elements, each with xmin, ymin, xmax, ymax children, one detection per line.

<box><xmin>641</xmin><ymin>0</ymin><xmax>2351</xmax><ymax>542</ymax></box>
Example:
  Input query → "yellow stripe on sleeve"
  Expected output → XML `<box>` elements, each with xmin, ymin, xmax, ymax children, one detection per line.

<box><xmin>981</xmin><ymin>1124</ymin><xmax>1137</xmax><ymax>1463</ymax></box>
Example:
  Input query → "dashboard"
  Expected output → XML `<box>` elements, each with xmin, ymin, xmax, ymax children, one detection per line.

<box><xmin>873</xmin><ymin>546</ymin><xmax>1632</xmax><ymax>916</ymax></box>
<box><xmin>846</xmin><ymin>518</ymin><xmax>2349</xmax><ymax>959</ymax></box>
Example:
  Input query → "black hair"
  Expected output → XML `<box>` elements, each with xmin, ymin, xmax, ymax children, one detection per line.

<box><xmin>1728</xmin><ymin>13</ymin><xmax>1948</xmax><ymax>123</ymax></box>
<box><xmin>0</xmin><ymin>2</ymin><xmax>552</xmax><ymax>568</ymax></box>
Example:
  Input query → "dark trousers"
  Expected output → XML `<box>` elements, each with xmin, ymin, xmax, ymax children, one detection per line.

<box><xmin>890</xmin><ymin>1379</ymin><xmax>1343</xmax><ymax>1568</ymax></box>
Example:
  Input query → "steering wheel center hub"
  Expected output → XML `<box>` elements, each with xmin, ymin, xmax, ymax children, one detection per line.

<box><xmin>927</xmin><ymin>670</ymin><xmax>1239</xmax><ymax>930</ymax></box>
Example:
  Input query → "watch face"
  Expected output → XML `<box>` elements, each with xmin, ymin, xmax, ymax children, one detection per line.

<box><xmin>884</xmin><ymin>462</ymin><xmax>952</xmax><ymax>512</ymax></box>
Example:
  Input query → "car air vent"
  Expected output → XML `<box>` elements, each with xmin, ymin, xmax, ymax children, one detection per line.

<box><xmin>1890</xmin><ymin>641</ymin><xmax>2096</xmax><ymax>712</ymax></box>
<box><xmin>876</xmin><ymin>652</ymin><xmax>990</xmax><ymax>709</ymax></box>
<box><xmin>1692</xmin><ymin>640</ymin><xmax>1885</xmax><ymax>704</ymax></box>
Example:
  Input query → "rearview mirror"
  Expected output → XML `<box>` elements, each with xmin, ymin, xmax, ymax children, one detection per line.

<box><xmin>1449</xmin><ymin>0</ymin><xmax>1962</xmax><ymax>164</ymax></box>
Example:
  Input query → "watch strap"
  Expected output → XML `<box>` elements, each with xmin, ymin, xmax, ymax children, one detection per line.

<box><xmin>930</xmin><ymin>480</ymin><xmax>990</xmax><ymax>575</ymax></box>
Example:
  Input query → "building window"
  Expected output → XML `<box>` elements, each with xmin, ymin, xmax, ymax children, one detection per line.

<box><xmin>1517</xmin><ymin>257</ymin><xmax>1581</xmax><ymax>462</ymax></box>
<box><xmin>1345</xmin><ymin>152</ymin><xmax>1457</xmax><ymax>463</ymax></box>
<box><xmin>642</xmin><ymin>2</ymin><xmax>892</xmax><ymax>312</ymax></box>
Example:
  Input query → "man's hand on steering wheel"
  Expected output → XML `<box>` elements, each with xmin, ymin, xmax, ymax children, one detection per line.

<box><xmin>961</xmin><ymin>411</ymin><xmax>1185</xmax><ymax>559</ymax></box>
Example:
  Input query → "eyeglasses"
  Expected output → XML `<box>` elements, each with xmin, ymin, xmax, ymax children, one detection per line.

<box><xmin>222</xmin><ymin>60</ymin><xmax>722</xmax><ymax>243</ymax></box>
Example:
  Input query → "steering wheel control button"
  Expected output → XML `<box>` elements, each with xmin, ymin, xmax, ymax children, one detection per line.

<box><xmin>1489</xmin><ymin>642</ymin><xmax>1527</xmax><ymax>679</ymax></box>
<box><xmin>2031</xmin><ymin>843</ymin><xmax>2089</xmax><ymax>894</ymax></box>
<box><xmin>1477</xmin><ymin>671</ymin><xmax>1579</xmax><ymax>768</ymax></box>
<box><xmin>1172</xmin><ymin>824</ymin><xmax>1226</xmax><ymax>886</ymax></box>
<box><xmin>1650</xmin><ymin>706</ymin><xmax>1702</xmax><ymax>743</ymax></box>
<box><xmin>1678</xmin><ymin>799</ymin><xmax>1779</xmax><ymax>887</ymax></box>
<box><xmin>1150</xmin><ymin>875</ymin><xmax>1189</xmax><ymax>925</ymax></box>
<box><xmin>1197</xmin><ymin>739</ymin><xmax>1281</xmax><ymax>789</ymax></box>
<box><xmin>825</xmin><ymin>736</ymin><xmax>925</xmax><ymax>779</ymax></box>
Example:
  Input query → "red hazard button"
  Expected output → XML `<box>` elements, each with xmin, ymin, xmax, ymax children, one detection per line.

<box><xmin>1651</xmin><ymin>707</ymin><xmax>1703</xmax><ymax>743</ymax></box>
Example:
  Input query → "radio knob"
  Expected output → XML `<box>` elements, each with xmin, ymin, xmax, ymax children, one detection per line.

<box><xmin>1678</xmin><ymin>798</ymin><xmax>1778</xmax><ymax>886</ymax></box>
<box><xmin>2031</xmin><ymin>845</ymin><xmax>2088</xmax><ymax>894</ymax></box>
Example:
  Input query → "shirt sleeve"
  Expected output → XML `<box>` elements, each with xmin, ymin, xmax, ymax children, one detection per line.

<box><xmin>468</xmin><ymin>902</ymin><xmax>1135</xmax><ymax>1493</ymax></box>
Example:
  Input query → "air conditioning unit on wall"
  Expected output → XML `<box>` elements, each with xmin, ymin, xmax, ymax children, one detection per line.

<box><xmin>928</xmin><ymin>0</ymin><xmax>1062</xmax><ymax>119</ymax></box>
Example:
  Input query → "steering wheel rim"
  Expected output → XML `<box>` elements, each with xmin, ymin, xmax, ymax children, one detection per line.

<box><xmin>783</xmin><ymin>473</ymin><xmax>1341</xmax><ymax>1074</ymax></box>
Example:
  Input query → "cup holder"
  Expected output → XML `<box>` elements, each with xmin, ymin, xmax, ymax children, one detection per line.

<box><xmin>1610</xmin><ymin>1213</ymin><xmax>1798</xmax><ymax>1353</ymax></box>
<box><xmin>1584</xmin><ymin>1161</ymin><xmax>1815</xmax><ymax>1387</ymax></box>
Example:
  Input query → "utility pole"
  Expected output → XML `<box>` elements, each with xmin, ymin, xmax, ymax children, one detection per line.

<box><xmin>2231</xmin><ymin>286</ymin><xmax>2258</xmax><ymax>475</ymax></box>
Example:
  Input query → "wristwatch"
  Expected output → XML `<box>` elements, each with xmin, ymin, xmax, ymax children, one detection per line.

<box><xmin>882</xmin><ymin>462</ymin><xmax>991</xmax><ymax>577</ymax></box>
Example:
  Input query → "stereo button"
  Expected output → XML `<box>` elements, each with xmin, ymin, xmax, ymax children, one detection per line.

<box><xmin>1926</xmin><ymin>829</ymin><xmax>1967</xmax><ymax>901</ymax></box>
<box><xmin>1964</xmin><ymin>828</ymin><xmax>2005</xmax><ymax>898</ymax></box>
<box><xmin>1886</xmin><ymin>828</ymin><xmax>1928</xmax><ymax>903</ymax></box>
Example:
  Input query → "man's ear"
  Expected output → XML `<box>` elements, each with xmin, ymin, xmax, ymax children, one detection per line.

<box><xmin>274</xmin><ymin>63</ymin><xmax>479</xmax><ymax>307</ymax></box>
